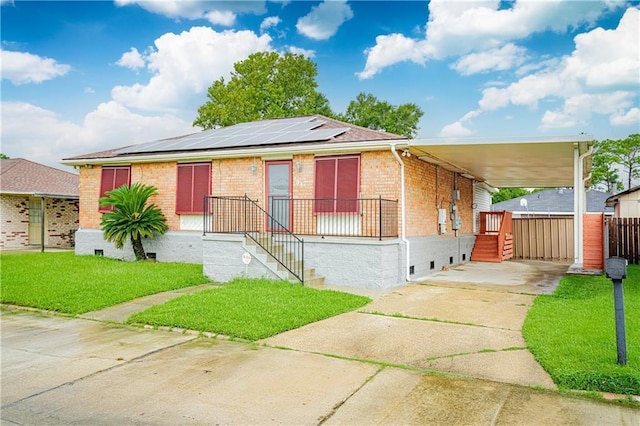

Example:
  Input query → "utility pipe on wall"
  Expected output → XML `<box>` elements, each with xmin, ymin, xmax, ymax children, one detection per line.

<box><xmin>391</xmin><ymin>144</ymin><xmax>411</xmax><ymax>282</ymax></box>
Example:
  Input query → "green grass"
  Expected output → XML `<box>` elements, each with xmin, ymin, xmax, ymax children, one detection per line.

<box><xmin>1</xmin><ymin>252</ymin><xmax>209</xmax><ymax>314</ymax></box>
<box><xmin>523</xmin><ymin>265</ymin><xmax>640</xmax><ymax>395</ymax></box>
<box><xmin>128</xmin><ymin>277</ymin><xmax>372</xmax><ymax>341</ymax></box>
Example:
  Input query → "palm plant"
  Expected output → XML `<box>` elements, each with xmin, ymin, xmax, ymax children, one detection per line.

<box><xmin>99</xmin><ymin>183</ymin><xmax>168</xmax><ymax>261</ymax></box>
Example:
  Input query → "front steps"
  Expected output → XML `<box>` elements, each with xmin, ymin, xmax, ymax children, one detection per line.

<box><xmin>471</xmin><ymin>233</ymin><xmax>513</xmax><ymax>263</ymax></box>
<box><xmin>244</xmin><ymin>237</ymin><xmax>324</xmax><ymax>286</ymax></box>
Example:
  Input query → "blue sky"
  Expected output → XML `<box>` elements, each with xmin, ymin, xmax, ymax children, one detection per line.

<box><xmin>1</xmin><ymin>0</ymin><xmax>639</xmax><ymax>171</ymax></box>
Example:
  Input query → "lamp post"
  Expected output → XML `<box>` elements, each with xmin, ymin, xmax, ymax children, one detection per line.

<box><xmin>605</xmin><ymin>256</ymin><xmax>628</xmax><ymax>366</ymax></box>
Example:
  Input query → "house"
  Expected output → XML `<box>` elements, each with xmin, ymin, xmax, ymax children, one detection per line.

<box><xmin>62</xmin><ymin>115</ymin><xmax>594</xmax><ymax>288</ymax></box>
<box><xmin>491</xmin><ymin>188</ymin><xmax>613</xmax><ymax>217</ymax></box>
<box><xmin>605</xmin><ymin>185</ymin><xmax>640</xmax><ymax>217</ymax></box>
<box><xmin>0</xmin><ymin>158</ymin><xmax>79</xmax><ymax>249</ymax></box>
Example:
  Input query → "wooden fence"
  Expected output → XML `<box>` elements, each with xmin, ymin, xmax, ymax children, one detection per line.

<box><xmin>512</xmin><ymin>217</ymin><xmax>574</xmax><ymax>261</ymax></box>
<box><xmin>608</xmin><ymin>217</ymin><xmax>640</xmax><ymax>264</ymax></box>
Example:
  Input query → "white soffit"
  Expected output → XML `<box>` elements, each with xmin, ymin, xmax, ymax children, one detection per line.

<box><xmin>410</xmin><ymin>136</ymin><xmax>593</xmax><ymax>188</ymax></box>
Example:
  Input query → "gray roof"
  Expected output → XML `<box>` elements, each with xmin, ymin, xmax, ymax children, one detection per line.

<box><xmin>491</xmin><ymin>188</ymin><xmax>613</xmax><ymax>214</ymax></box>
<box><xmin>0</xmin><ymin>158</ymin><xmax>79</xmax><ymax>198</ymax></box>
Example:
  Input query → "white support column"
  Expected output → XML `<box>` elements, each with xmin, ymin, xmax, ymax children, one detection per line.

<box><xmin>574</xmin><ymin>145</ymin><xmax>581</xmax><ymax>265</ymax></box>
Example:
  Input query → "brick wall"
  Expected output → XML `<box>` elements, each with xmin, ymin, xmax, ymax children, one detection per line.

<box><xmin>45</xmin><ymin>198</ymin><xmax>79</xmax><ymax>248</ymax></box>
<box><xmin>1</xmin><ymin>194</ymin><xmax>30</xmax><ymax>248</ymax></box>
<box><xmin>402</xmin><ymin>154</ymin><xmax>474</xmax><ymax>237</ymax></box>
<box><xmin>1</xmin><ymin>194</ymin><xmax>78</xmax><ymax>249</ymax></box>
<box><xmin>76</xmin><ymin>151</ymin><xmax>474</xmax><ymax>238</ymax></box>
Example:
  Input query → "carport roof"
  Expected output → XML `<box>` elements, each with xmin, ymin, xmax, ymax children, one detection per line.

<box><xmin>409</xmin><ymin>135</ymin><xmax>593</xmax><ymax>188</ymax></box>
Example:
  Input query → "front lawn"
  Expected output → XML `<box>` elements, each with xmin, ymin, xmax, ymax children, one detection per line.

<box><xmin>1</xmin><ymin>252</ymin><xmax>209</xmax><ymax>314</ymax></box>
<box><xmin>523</xmin><ymin>265</ymin><xmax>640</xmax><ymax>395</ymax></box>
<box><xmin>128</xmin><ymin>277</ymin><xmax>372</xmax><ymax>340</ymax></box>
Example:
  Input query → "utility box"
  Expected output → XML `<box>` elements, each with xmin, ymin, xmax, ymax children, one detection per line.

<box><xmin>606</xmin><ymin>257</ymin><xmax>627</xmax><ymax>280</ymax></box>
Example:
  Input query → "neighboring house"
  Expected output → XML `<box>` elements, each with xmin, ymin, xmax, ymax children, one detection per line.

<box><xmin>62</xmin><ymin>115</ymin><xmax>479</xmax><ymax>288</ymax></box>
<box><xmin>491</xmin><ymin>188</ymin><xmax>613</xmax><ymax>217</ymax></box>
<box><xmin>0</xmin><ymin>158</ymin><xmax>79</xmax><ymax>249</ymax></box>
<box><xmin>605</xmin><ymin>185</ymin><xmax>640</xmax><ymax>217</ymax></box>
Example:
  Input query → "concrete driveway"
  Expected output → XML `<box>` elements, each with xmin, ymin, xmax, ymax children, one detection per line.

<box><xmin>2</xmin><ymin>260</ymin><xmax>639</xmax><ymax>425</ymax></box>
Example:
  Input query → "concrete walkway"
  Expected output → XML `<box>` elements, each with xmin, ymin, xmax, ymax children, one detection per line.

<box><xmin>2</xmin><ymin>260</ymin><xmax>639</xmax><ymax>425</ymax></box>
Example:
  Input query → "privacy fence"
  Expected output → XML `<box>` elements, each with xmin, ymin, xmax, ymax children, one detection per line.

<box><xmin>608</xmin><ymin>217</ymin><xmax>640</xmax><ymax>265</ymax></box>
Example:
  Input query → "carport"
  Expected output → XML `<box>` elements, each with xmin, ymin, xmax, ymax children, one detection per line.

<box><xmin>407</xmin><ymin>135</ymin><xmax>594</xmax><ymax>270</ymax></box>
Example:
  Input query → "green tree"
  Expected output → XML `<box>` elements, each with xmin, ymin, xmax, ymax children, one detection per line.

<box><xmin>99</xmin><ymin>183</ymin><xmax>168</xmax><ymax>261</ymax></box>
<box><xmin>592</xmin><ymin>134</ymin><xmax>640</xmax><ymax>191</ymax></box>
<box><xmin>193</xmin><ymin>52</ymin><xmax>333</xmax><ymax>129</ymax></box>
<box><xmin>0</xmin><ymin>153</ymin><xmax>9</xmax><ymax>159</ymax></box>
<box><xmin>338</xmin><ymin>92</ymin><xmax>423</xmax><ymax>138</ymax></box>
<box><xmin>492</xmin><ymin>188</ymin><xmax>531</xmax><ymax>204</ymax></box>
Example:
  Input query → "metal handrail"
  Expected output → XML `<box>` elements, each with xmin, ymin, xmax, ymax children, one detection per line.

<box><xmin>204</xmin><ymin>195</ymin><xmax>304</xmax><ymax>283</ymax></box>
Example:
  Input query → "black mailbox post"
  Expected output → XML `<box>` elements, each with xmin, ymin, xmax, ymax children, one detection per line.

<box><xmin>605</xmin><ymin>256</ymin><xmax>628</xmax><ymax>366</ymax></box>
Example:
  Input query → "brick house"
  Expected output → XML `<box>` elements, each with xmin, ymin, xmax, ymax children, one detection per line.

<box><xmin>62</xmin><ymin>115</ymin><xmax>593</xmax><ymax>287</ymax></box>
<box><xmin>0</xmin><ymin>159</ymin><xmax>79</xmax><ymax>249</ymax></box>
<box><xmin>62</xmin><ymin>116</ymin><xmax>482</xmax><ymax>288</ymax></box>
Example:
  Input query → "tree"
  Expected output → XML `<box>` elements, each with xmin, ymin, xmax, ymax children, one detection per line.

<box><xmin>193</xmin><ymin>52</ymin><xmax>332</xmax><ymax>129</ymax></box>
<box><xmin>0</xmin><ymin>153</ymin><xmax>9</xmax><ymax>159</ymax></box>
<box><xmin>492</xmin><ymin>188</ymin><xmax>531</xmax><ymax>204</ymax></box>
<box><xmin>591</xmin><ymin>134</ymin><xmax>640</xmax><ymax>191</ymax></box>
<box><xmin>99</xmin><ymin>183</ymin><xmax>169</xmax><ymax>261</ymax></box>
<box><xmin>338</xmin><ymin>92</ymin><xmax>423</xmax><ymax>138</ymax></box>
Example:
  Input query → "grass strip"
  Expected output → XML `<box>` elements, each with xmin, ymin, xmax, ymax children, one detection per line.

<box><xmin>1</xmin><ymin>252</ymin><xmax>209</xmax><ymax>314</ymax></box>
<box><xmin>523</xmin><ymin>265</ymin><xmax>639</xmax><ymax>395</ymax></box>
<box><xmin>128</xmin><ymin>277</ymin><xmax>371</xmax><ymax>341</ymax></box>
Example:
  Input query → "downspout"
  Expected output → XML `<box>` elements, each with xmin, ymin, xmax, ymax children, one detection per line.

<box><xmin>391</xmin><ymin>144</ymin><xmax>410</xmax><ymax>282</ymax></box>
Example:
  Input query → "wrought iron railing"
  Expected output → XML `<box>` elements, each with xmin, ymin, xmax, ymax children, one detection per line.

<box><xmin>204</xmin><ymin>195</ymin><xmax>304</xmax><ymax>283</ymax></box>
<box><xmin>269</xmin><ymin>196</ymin><xmax>398</xmax><ymax>240</ymax></box>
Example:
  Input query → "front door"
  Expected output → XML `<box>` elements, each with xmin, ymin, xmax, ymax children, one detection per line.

<box><xmin>28</xmin><ymin>197</ymin><xmax>43</xmax><ymax>245</ymax></box>
<box><xmin>266</xmin><ymin>161</ymin><xmax>292</xmax><ymax>231</ymax></box>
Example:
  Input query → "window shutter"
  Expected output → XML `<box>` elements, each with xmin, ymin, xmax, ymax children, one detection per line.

<box><xmin>191</xmin><ymin>163</ymin><xmax>211</xmax><ymax>213</ymax></box>
<box><xmin>113</xmin><ymin>168</ymin><xmax>130</xmax><ymax>190</ymax></box>
<box><xmin>314</xmin><ymin>158</ymin><xmax>336</xmax><ymax>213</ymax></box>
<box><xmin>336</xmin><ymin>157</ymin><xmax>359</xmax><ymax>213</ymax></box>
<box><xmin>99</xmin><ymin>166</ymin><xmax>130</xmax><ymax>211</ymax></box>
<box><xmin>99</xmin><ymin>168</ymin><xmax>115</xmax><ymax>200</ymax></box>
<box><xmin>176</xmin><ymin>163</ymin><xmax>211</xmax><ymax>214</ymax></box>
<box><xmin>176</xmin><ymin>164</ymin><xmax>193</xmax><ymax>213</ymax></box>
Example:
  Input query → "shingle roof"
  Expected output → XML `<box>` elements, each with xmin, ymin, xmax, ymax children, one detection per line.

<box><xmin>491</xmin><ymin>188</ymin><xmax>612</xmax><ymax>214</ymax></box>
<box><xmin>64</xmin><ymin>115</ymin><xmax>408</xmax><ymax>161</ymax></box>
<box><xmin>605</xmin><ymin>185</ymin><xmax>640</xmax><ymax>206</ymax></box>
<box><xmin>0</xmin><ymin>159</ymin><xmax>79</xmax><ymax>198</ymax></box>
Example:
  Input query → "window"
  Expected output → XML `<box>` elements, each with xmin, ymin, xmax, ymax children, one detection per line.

<box><xmin>314</xmin><ymin>156</ymin><xmax>360</xmax><ymax>213</ymax></box>
<box><xmin>176</xmin><ymin>162</ymin><xmax>211</xmax><ymax>214</ymax></box>
<box><xmin>99</xmin><ymin>166</ymin><xmax>130</xmax><ymax>211</ymax></box>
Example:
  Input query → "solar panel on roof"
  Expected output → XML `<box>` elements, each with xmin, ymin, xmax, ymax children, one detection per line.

<box><xmin>115</xmin><ymin>116</ymin><xmax>341</xmax><ymax>155</ymax></box>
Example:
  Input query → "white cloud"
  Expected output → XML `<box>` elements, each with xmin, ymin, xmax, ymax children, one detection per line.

<box><xmin>451</xmin><ymin>43</ymin><xmax>527</xmax><ymax>76</ymax></box>
<box><xmin>84</xmin><ymin>87</ymin><xmax>95</xmax><ymax>94</ymax></box>
<box><xmin>111</xmin><ymin>27</ymin><xmax>272</xmax><ymax>112</ymax></box>
<box><xmin>288</xmin><ymin>46</ymin><xmax>315</xmax><ymax>59</ymax></box>
<box><xmin>1</xmin><ymin>101</ymin><xmax>194</xmax><ymax>170</ymax></box>
<box><xmin>357</xmin><ymin>34</ymin><xmax>431</xmax><ymax>79</ymax></box>
<box><xmin>260</xmin><ymin>16</ymin><xmax>281</xmax><ymax>33</ymax></box>
<box><xmin>114</xmin><ymin>0</ymin><xmax>267</xmax><ymax>26</ymax></box>
<box><xmin>296</xmin><ymin>0</ymin><xmax>353</xmax><ymax>40</ymax></box>
<box><xmin>439</xmin><ymin>120</ymin><xmax>473</xmax><ymax>137</ymax></box>
<box><xmin>358</xmin><ymin>0</ymin><xmax>621</xmax><ymax>79</ymax></box>
<box><xmin>610</xmin><ymin>108</ymin><xmax>640</xmax><ymax>126</ymax></box>
<box><xmin>444</xmin><ymin>7</ymin><xmax>639</xmax><ymax>135</ymax></box>
<box><xmin>116</xmin><ymin>47</ymin><xmax>145</xmax><ymax>70</ymax></box>
<box><xmin>1</xmin><ymin>50</ymin><xmax>70</xmax><ymax>84</ymax></box>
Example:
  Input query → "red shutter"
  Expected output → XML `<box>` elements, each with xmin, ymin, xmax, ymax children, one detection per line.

<box><xmin>99</xmin><ymin>166</ymin><xmax>130</xmax><ymax>211</ymax></box>
<box><xmin>191</xmin><ymin>163</ymin><xmax>211</xmax><ymax>213</ymax></box>
<box><xmin>314</xmin><ymin>158</ymin><xmax>336</xmax><ymax>213</ymax></box>
<box><xmin>176</xmin><ymin>164</ymin><xmax>193</xmax><ymax>213</ymax></box>
<box><xmin>176</xmin><ymin>163</ymin><xmax>211</xmax><ymax>214</ymax></box>
<box><xmin>336</xmin><ymin>157</ymin><xmax>359</xmax><ymax>213</ymax></box>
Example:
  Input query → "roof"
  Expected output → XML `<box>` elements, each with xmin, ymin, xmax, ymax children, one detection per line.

<box><xmin>64</xmin><ymin>115</ymin><xmax>408</xmax><ymax>162</ymax></box>
<box><xmin>0</xmin><ymin>158</ymin><xmax>79</xmax><ymax>198</ymax></box>
<box><xmin>409</xmin><ymin>135</ymin><xmax>593</xmax><ymax>188</ymax></box>
<box><xmin>605</xmin><ymin>185</ymin><xmax>640</xmax><ymax>206</ymax></box>
<box><xmin>491</xmin><ymin>188</ymin><xmax>613</xmax><ymax>214</ymax></box>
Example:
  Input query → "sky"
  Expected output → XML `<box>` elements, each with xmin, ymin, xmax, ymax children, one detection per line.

<box><xmin>1</xmin><ymin>0</ymin><xmax>639</xmax><ymax>173</ymax></box>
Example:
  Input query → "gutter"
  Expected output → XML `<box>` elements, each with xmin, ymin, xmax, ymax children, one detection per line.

<box><xmin>390</xmin><ymin>144</ymin><xmax>411</xmax><ymax>282</ymax></box>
